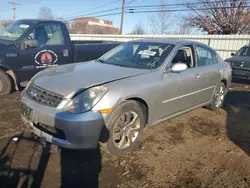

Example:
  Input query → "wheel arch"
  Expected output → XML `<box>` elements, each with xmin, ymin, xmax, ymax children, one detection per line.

<box><xmin>125</xmin><ymin>97</ymin><xmax>149</xmax><ymax>127</ymax></box>
<box><xmin>221</xmin><ymin>79</ymin><xmax>227</xmax><ymax>88</ymax></box>
<box><xmin>0</xmin><ymin>65</ymin><xmax>18</xmax><ymax>90</ymax></box>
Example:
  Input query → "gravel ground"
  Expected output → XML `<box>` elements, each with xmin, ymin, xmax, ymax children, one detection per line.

<box><xmin>0</xmin><ymin>80</ymin><xmax>249</xmax><ymax>188</ymax></box>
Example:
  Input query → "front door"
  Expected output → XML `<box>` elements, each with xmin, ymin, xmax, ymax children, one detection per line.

<box><xmin>17</xmin><ymin>23</ymin><xmax>71</xmax><ymax>84</ymax></box>
<box><xmin>159</xmin><ymin>45</ymin><xmax>202</xmax><ymax>119</ymax></box>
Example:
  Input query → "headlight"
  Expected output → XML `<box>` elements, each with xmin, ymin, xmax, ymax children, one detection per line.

<box><xmin>65</xmin><ymin>86</ymin><xmax>108</xmax><ymax>113</ymax></box>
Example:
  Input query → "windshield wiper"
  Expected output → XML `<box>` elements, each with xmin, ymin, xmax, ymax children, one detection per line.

<box><xmin>112</xmin><ymin>64</ymin><xmax>130</xmax><ymax>68</ymax></box>
<box><xmin>97</xmin><ymin>59</ymin><xmax>107</xmax><ymax>64</ymax></box>
<box><xmin>97</xmin><ymin>59</ymin><xmax>130</xmax><ymax>68</ymax></box>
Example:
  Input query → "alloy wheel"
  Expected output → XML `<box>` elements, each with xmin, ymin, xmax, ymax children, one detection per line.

<box><xmin>113</xmin><ymin>111</ymin><xmax>141</xmax><ymax>150</ymax></box>
<box><xmin>215</xmin><ymin>85</ymin><xmax>225</xmax><ymax>107</ymax></box>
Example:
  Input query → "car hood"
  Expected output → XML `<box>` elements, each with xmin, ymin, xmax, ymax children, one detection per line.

<box><xmin>225</xmin><ymin>56</ymin><xmax>250</xmax><ymax>64</ymax></box>
<box><xmin>33</xmin><ymin>61</ymin><xmax>150</xmax><ymax>98</ymax></box>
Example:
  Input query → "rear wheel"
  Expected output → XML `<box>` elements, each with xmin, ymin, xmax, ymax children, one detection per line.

<box><xmin>102</xmin><ymin>101</ymin><xmax>145</xmax><ymax>156</ymax></box>
<box><xmin>207</xmin><ymin>82</ymin><xmax>226</xmax><ymax>110</ymax></box>
<box><xmin>0</xmin><ymin>71</ymin><xmax>13</xmax><ymax>95</ymax></box>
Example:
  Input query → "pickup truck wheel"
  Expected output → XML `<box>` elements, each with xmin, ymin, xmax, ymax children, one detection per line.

<box><xmin>207</xmin><ymin>82</ymin><xmax>226</xmax><ymax>110</ymax></box>
<box><xmin>0</xmin><ymin>71</ymin><xmax>13</xmax><ymax>95</ymax></box>
<box><xmin>102</xmin><ymin>101</ymin><xmax>145</xmax><ymax>156</ymax></box>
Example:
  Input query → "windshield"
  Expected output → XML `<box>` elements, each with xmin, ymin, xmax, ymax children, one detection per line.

<box><xmin>98</xmin><ymin>42</ymin><xmax>174</xmax><ymax>69</ymax></box>
<box><xmin>0</xmin><ymin>21</ymin><xmax>31</xmax><ymax>41</ymax></box>
<box><xmin>235</xmin><ymin>46</ymin><xmax>250</xmax><ymax>56</ymax></box>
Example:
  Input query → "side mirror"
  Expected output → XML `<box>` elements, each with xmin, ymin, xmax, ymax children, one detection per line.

<box><xmin>231</xmin><ymin>53</ymin><xmax>235</xmax><ymax>56</ymax></box>
<box><xmin>20</xmin><ymin>39</ymin><xmax>39</xmax><ymax>50</ymax></box>
<box><xmin>171</xmin><ymin>62</ymin><xmax>188</xmax><ymax>73</ymax></box>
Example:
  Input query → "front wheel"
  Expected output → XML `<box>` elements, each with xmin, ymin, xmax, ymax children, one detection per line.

<box><xmin>207</xmin><ymin>82</ymin><xmax>226</xmax><ymax>110</ymax></box>
<box><xmin>102</xmin><ymin>101</ymin><xmax>145</xmax><ymax>156</ymax></box>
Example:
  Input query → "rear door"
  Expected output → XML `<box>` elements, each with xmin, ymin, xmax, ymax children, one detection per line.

<box><xmin>194</xmin><ymin>45</ymin><xmax>222</xmax><ymax>103</ymax></box>
<box><xmin>17</xmin><ymin>23</ymin><xmax>72</xmax><ymax>83</ymax></box>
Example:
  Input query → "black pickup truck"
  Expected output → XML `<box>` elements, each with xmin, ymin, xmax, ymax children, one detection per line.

<box><xmin>0</xmin><ymin>19</ymin><xmax>121</xmax><ymax>95</ymax></box>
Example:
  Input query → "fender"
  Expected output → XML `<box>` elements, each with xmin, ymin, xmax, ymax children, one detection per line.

<box><xmin>0</xmin><ymin>64</ymin><xmax>18</xmax><ymax>90</ymax></box>
<box><xmin>114</xmin><ymin>95</ymin><xmax>151</xmax><ymax>127</ymax></box>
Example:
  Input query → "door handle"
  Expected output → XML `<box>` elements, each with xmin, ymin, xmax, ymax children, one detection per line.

<box><xmin>193</xmin><ymin>73</ymin><xmax>200</xmax><ymax>78</ymax></box>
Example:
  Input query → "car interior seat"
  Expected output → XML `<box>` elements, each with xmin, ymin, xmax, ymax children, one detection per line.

<box><xmin>172</xmin><ymin>49</ymin><xmax>188</xmax><ymax>65</ymax></box>
<box><xmin>46</xmin><ymin>30</ymin><xmax>63</xmax><ymax>45</ymax></box>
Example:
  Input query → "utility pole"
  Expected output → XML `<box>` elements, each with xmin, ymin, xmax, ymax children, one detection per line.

<box><xmin>8</xmin><ymin>1</ymin><xmax>20</xmax><ymax>21</ymax></box>
<box><xmin>119</xmin><ymin>0</ymin><xmax>125</xmax><ymax>34</ymax></box>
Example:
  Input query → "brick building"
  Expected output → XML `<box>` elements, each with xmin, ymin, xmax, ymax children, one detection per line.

<box><xmin>70</xmin><ymin>17</ymin><xmax>119</xmax><ymax>34</ymax></box>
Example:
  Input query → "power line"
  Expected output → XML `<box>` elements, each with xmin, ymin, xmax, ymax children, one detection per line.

<box><xmin>126</xmin><ymin>0</ymin><xmax>250</xmax><ymax>8</ymax></box>
<box><xmin>125</xmin><ymin>0</ymin><xmax>137</xmax><ymax>5</ymax></box>
<box><xmin>62</xmin><ymin>0</ymin><xmax>120</xmax><ymax>18</ymax></box>
<box><xmin>64</xmin><ymin>0</ymin><xmax>137</xmax><ymax>19</ymax></box>
<box><xmin>8</xmin><ymin>1</ymin><xmax>20</xmax><ymax>21</ymax></box>
<box><xmin>65</xmin><ymin>7</ymin><xmax>120</xmax><ymax>19</ymax></box>
<box><xmin>64</xmin><ymin>0</ymin><xmax>238</xmax><ymax>20</ymax></box>
<box><xmin>128</xmin><ymin>6</ymin><xmax>250</xmax><ymax>14</ymax></box>
<box><xmin>66</xmin><ymin>5</ymin><xmax>250</xmax><ymax>19</ymax></box>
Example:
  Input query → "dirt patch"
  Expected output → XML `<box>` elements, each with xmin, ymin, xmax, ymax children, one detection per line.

<box><xmin>168</xmin><ymin>171</ymin><xmax>203</xmax><ymax>188</ymax></box>
<box><xmin>188</xmin><ymin>116</ymin><xmax>220</xmax><ymax>137</ymax></box>
<box><xmin>165</xmin><ymin>123</ymin><xmax>185</xmax><ymax>145</ymax></box>
<box><xmin>0</xmin><ymin>81</ymin><xmax>250</xmax><ymax>188</ymax></box>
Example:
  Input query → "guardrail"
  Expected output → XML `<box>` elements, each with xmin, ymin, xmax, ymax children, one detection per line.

<box><xmin>70</xmin><ymin>34</ymin><xmax>250</xmax><ymax>59</ymax></box>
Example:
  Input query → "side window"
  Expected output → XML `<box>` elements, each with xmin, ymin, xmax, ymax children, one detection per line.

<box><xmin>45</xmin><ymin>24</ymin><xmax>64</xmax><ymax>45</ymax></box>
<box><xmin>27</xmin><ymin>24</ymin><xmax>64</xmax><ymax>47</ymax></box>
<box><xmin>196</xmin><ymin>45</ymin><xmax>217</xmax><ymax>66</ymax></box>
<box><xmin>171</xmin><ymin>46</ymin><xmax>195</xmax><ymax>68</ymax></box>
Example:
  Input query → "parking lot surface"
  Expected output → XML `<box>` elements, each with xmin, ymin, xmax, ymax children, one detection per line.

<box><xmin>0</xmin><ymin>80</ymin><xmax>250</xmax><ymax>188</ymax></box>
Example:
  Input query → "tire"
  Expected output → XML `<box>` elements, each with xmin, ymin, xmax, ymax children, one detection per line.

<box><xmin>101</xmin><ymin>100</ymin><xmax>145</xmax><ymax>156</ymax></box>
<box><xmin>207</xmin><ymin>82</ymin><xmax>226</xmax><ymax>110</ymax></box>
<box><xmin>0</xmin><ymin>70</ymin><xmax>13</xmax><ymax>95</ymax></box>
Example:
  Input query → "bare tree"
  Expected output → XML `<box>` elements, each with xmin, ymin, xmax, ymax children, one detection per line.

<box><xmin>149</xmin><ymin>0</ymin><xmax>172</xmax><ymax>34</ymax></box>
<box><xmin>130</xmin><ymin>23</ymin><xmax>145</xmax><ymax>34</ymax></box>
<box><xmin>177</xmin><ymin>17</ymin><xmax>194</xmax><ymax>34</ymax></box>
<box><xmin>56</xmin><ymin>16</ymin><xmax>70</xmax><ymax>30</ymax></box>
<box><xmin>178</xmin><ymin>22</ymin><xmax>193</xmax><ymax>34</ymax></box>
<box><xmin>0</xmin><ymin>20</ymin><xmax>13</xmax><ymax>28</ymax></box>
<box><xmin>37</xmin><ymin>7</ymin><xmax>71</xmax><ymax>29</ymax></box>
<box><xmin>38</xmin><ymin>7</ymin><xmax>55</xmax><ymax>20</ymax></box>
<box><xmin>187</xmin><ymin>0</ymin><xmax>250</xmax><ymax>34</ymax></box>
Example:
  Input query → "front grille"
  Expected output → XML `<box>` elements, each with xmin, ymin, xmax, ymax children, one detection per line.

<box><xmin>232</xmin><ymin>63</ymin><xmax>250</xmax><ymax>69</ymax></box>
<box><xmin>34</xmin><ymin>123</ymin><xmax>66</xmax><ymax>140</ymax></box>
<box><xmin>27</xmin><ymin>84</ymin><xmax>63</xmax><ymax>107</ymax></box>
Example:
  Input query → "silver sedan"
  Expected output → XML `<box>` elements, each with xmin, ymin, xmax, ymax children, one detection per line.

<box><xmin>20</xmin><ymin>39</ymin><xmax>232</xmax><ymax>156</ymax></box>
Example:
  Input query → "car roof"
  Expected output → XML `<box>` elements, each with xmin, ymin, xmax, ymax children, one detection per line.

<box><xmin>130</xmin><ymin>38</ymin><xmax>208</xmax><ymax>46</ymax></box>
<box><xmin>242</xmin><ymin>45</ymin><xmax>250</xmax><ymax>48</ymax></box>
<box><xmin>15</xmin><ymin>19</ymin><xmax>63</xmax><ymax>25</ymax></box>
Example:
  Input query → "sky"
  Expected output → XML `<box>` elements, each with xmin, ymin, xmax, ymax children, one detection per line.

<box><xmin>0</xmin><ymin>0</ymin><xmax>191</xmax><ymax>34</ymax></box>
